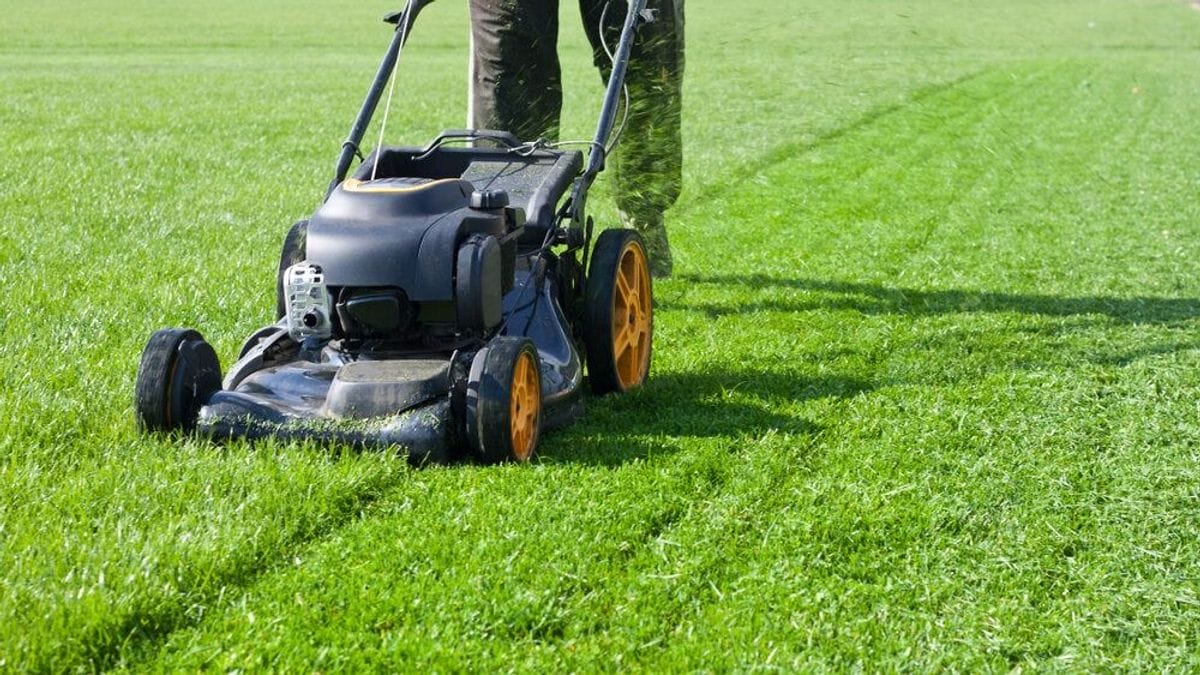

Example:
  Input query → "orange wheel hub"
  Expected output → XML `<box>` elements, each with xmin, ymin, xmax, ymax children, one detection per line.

<box><xmin>509</xmin><ymin>351</ymin><xmax>540</xmax><ymax>460</ymax></box>
<box><xmin>611</xmin><ymin>242</ymin><xmax>652</xmax><ymax>390</ymax></box>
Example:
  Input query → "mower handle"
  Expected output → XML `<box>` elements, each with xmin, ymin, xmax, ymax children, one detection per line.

<box><xmin>327</xmin><ymin>0</ymin><xmax>434</xmax><ymax>199</ymax></box>
<box><xmin>562</xmin><ymin>0</ymin><xmax>649</xmax><ymax>226</ymax></box>
<box><xmin>382</xmin><ymin>2</ymin><xmax>432</xmax><ymax>27</ymax></box>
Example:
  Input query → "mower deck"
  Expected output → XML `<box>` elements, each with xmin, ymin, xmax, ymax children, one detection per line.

<box><xmin>195</xmin><ymin>268</ymin><xmax>584</xmax><ymax>463</ymax></box>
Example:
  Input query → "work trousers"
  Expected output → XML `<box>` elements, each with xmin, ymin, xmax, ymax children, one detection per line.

<box><xmin>468</xmin><ymin>0</ymin><xmax>684</xmax><ymax>221</ymax></box>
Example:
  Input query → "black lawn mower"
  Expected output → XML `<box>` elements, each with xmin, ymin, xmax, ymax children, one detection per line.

<box><xmin>134</xmin><ymin>0</ymin><xmax>655</xmax><ymax>463</ymax></box>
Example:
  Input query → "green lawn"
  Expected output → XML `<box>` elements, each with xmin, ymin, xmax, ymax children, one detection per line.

<box><xmin>3</xmin><ymin>0</ymin><xmax>1200</xmax><ymax>670</ymax></box>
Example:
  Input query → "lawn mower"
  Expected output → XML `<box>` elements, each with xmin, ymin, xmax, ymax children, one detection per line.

<box><xmin>134</xmin><ymin>0</ymin><xmax>655</xmax><ymax>463</ymax></box>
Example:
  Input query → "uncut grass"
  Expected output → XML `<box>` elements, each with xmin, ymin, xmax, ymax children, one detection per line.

<box><xmin>2</xmin><ymin>0</ymin><xmax>1200</xmax><ymax>670</ymax></box>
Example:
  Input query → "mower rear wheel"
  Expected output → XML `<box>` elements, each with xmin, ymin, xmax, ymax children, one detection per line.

<box><xmin>466</xmin><ymin>336</ymin><xmax>542</xmax><ymax>463</ymax></box>
<box><xmin>134</xmin><ymin>328</ymin><xmax>222</xmax><ymax>433</ymax></box>
<box><xmin>584</xmin><ymin>229</ymin><xmax>653</xmax><ymax>394</ymax></box>
<box><xmin>275</xmin><ymin>219</ymin><xmax>308</xmax><ymax>320</ymax></box>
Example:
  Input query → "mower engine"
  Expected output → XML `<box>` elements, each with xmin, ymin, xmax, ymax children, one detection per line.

<box><xmin>286</xmin><ymin>177</ymin><xmax>523</xmax><ymax>348</ymax></box>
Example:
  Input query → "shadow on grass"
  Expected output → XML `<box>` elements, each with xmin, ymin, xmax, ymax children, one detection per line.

<box><xmin>669</xmin><ymin>273</ymin><xmax>1200</xmax><ymax>326</ymax></box>
<box><xmin>542</xmin><ymin>369</ymin><xmax>872</xmax><ymax>467</ymax></box>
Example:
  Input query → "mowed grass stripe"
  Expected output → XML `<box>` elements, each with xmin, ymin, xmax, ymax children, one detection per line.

<box><xmin>676</xmin><ymin>63</ymin><xmax>1070</xmax><ymax>276</ymax></box>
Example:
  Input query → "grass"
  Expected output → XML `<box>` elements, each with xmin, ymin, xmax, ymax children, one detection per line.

<box><xmin>2</xmin><ymin>0</ymin><xmax>1200</xmax><ymax>670</ymax></box>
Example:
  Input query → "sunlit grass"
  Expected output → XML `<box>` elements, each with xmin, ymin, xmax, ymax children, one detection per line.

<box><xmin>2</xmin><ymin>0</ymin><xmax>1199</xmax><ymax>670</ymax></box>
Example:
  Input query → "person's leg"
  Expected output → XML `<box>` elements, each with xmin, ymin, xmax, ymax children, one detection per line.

<box><xmin>469</xmin><ymin>0</ymin><xmax>563</xmax><ymax>142</ymax></box>
<box><xmin>580</xmin><ymin>0</ymin><xmax>684</xmax><ymax>277</ymax></box>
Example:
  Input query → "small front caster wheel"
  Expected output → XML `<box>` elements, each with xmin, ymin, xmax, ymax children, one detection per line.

<box><xmin>466</xmin><ymin>336</ymin><xmax>542</xmax><ymax>463</ymax></box>
<box><xmin>134</xmin><ymin>328</ymin><xmax>222</xmax><ymax>433</ymax></box>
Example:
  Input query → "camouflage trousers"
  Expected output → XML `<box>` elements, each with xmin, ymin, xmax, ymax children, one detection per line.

<box><xmin>468</xmin><ymin>0</ymin><xmax>684</xmax><ymax>226</ymax></box>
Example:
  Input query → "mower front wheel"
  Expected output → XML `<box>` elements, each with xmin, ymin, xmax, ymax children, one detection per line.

<box><xmin>134</xmin><ymin>328</ymin><xmax>222</xmax><ymax>433</ymax></box>
<box><xmin>584</xmin><ymin>229</ymin><xmax>653</xmax><ymax>394</ymax></box>
<box><xmin>465</xmin><ymin>336</ymin><xmax>542</xmax><ymax>463</ymax></box>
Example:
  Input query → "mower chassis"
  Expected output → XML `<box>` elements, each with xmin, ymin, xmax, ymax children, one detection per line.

<box><xmin>195</xmin><ymin>264</ymin><xmax>583</xmax><ymax>463</ymax></box>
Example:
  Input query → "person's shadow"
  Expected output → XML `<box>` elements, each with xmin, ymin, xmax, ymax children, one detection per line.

<box><xmin>665</xmin><ymin>273</ymin><xmax>1200</xmax><ymax>368</ymax></box>
<box><xmin>540</xmin><ymin>368</ymin><xmax>872</xmax><ymax>466</ymax></box>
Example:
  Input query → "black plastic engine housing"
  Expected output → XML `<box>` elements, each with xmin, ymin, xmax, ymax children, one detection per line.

<box><xmin>308</xmin><ymin>178</ymin><xmax>506</xmax><ymax>298</ymax></box>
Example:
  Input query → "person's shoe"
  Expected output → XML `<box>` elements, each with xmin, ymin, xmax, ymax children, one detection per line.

<box><xmin>622</xmin><ymin>213</ymin><xmax>673</xmax><ymax>278</ymax></box>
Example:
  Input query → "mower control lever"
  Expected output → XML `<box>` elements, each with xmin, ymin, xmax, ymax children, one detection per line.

<box><xmin>328</xmin><ymin>0</ymin><xmax>433</xmax><ymax>199</ymax></box>
<box><xmin>412</xmin><ymin>130</ymin><xmax>524</xmax><ymax>160</ymax></box>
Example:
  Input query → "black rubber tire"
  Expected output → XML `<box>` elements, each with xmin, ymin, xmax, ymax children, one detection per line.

<box><xmin>465</xmin><ymin>336</ymin><xmax>542</xmax><ymax>463</ymax></box>
<box><xmin>275</xmin><ymin>219</ymin><xmax>308</xmax><ymax>320</ymax></box>
<box><xmin>134</xmin><ymin>328</ymin><xmax>222</xmax><ymax>433</ymax></box>
<box><xmin>584</xmin><ymin>229</ymin><xmax>654</xmax><ymax>394</ymax></box>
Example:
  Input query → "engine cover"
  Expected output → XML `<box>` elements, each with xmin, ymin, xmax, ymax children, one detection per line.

<box><xmin>306</xmin><ymin>178</ymin><xmax>506</xmax><ymax>302</ymax></box>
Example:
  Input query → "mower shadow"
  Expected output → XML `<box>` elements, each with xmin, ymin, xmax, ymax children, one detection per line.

<box><xmin>668</xmin><ymin>273</ymin><xmax>1200</xmax><ymax>326</ymax></box>
<box><xmin>539</xmin><ymin>369</ymin><xmax>872</xmax><ymax>467</ymax></box>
